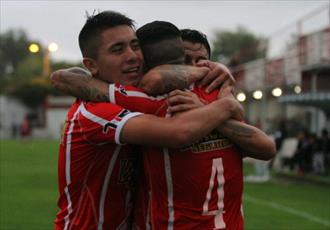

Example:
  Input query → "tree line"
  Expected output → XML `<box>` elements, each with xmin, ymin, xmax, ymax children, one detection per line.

<box><xmin>0</xmin><ymin>27</ymin><xmax>266</xmax><ymax>108</ymax></box>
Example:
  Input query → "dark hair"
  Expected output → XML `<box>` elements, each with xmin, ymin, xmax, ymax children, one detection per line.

<box><xmin>136</xmin><ymin>21</ymin><xmax>181</xmax><ymax>47</ymax></box>
<box><xmin>78</xmin><ymin>11</ymin><xmax>135</xmax><ymax>58</ymax></box>
<box><xmin>136</xmin><ymin>21</ymin><xmax>184</xmax><ymax>70</ymax></box>
<box><xmin>181</xmin><ymin>29</ymin><xmax>211</xmax><ymax>58</ymax></box>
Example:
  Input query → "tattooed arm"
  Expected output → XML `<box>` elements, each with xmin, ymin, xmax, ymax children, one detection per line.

<box><xmin>213</xmin><ymin>85</ymin><xmax>275</xmax><ymax>160</ymax></box>
<box><xmin>166</xmin><ymin>85</ymin><xmax>275</xmax><ymax>160</ymax></box>
<box><xmin>138</xmin><ymin>64</ymin><xmax>209</xmax><ymax>96</ymax></box>
<box><xmin>217</xmin><ymin>120</ymin><xmax>276</xmax><ymax>160</ymax></box>
<box><xmin>50</xmin><ymin>67</ymin><xmax>109</xmax><ymax>101</ymax></box>
<box><xmin>142</xmin><ymin>61</ymin><xmax>236</xmax><ymax>95</ymax></box>
<box><xmin>50</xmin><ymin>65</ymin><xmax>209</xmax><ymax>100</ymax></box>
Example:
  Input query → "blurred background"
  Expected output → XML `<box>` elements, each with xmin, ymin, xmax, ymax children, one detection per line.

<box><xmin>0</xmin><ymin>1</ymin><xmax>329</xmax><ymax>229</ymax></box>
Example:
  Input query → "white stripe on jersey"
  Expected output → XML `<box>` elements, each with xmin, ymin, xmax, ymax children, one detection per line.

<box><xmin>108</xmin><ymin>84</ymin><xmax>167</xmax><ymax>102</ymax></box>
<box><xmin>115</xmin><ymin>190</ymin><xmax>132</xmax><ymax>230</ymax></box>
<box><xmin>241</xmin><ymin>204</ymin><xmax>244</xmax><ymax>218</ymax></box>
<box><xmin>109</xmin><ymin>84</ymin><xmax>116</xmax><ymax>104</ymax></box>
<box><xmin>163</xmin><ymin>148</ymin><xmax>174</xmax><ymax>230</ymax></box>
<box><xmin>146</xmin><ymin>191</ymin><xmax>152</xmax><ymax>230</ymax></box>
<box><xmin>64</xmin><ymin>106</ymin><xmax>81</xmax><ymax>230</ymax></box>
<box><xmin>64</xmin><ymin>187</ymin><xmax>73</xmax><ymax>230</ymax></box>
<box><xmin>79</xmin><ymin>103</ymin><xmax>141</xmax><ymax>145</ymax></box>
<box><xmin>125</xmin><ymin>91</ymin><xmax>166</xmax><ymax>100</ymax></box>
<box><xmin>163</xmin><ymin>111</ymin><xmax>174</xmax><ymax>230</ymax></box>
<box><xmin>97</xmin><ymin>145</ymin><xmax>122</xmax><ymax>230</ymax></box>
<box><xmin>79</xmin><ymin>103</ymin><xmax>117</xmax><ymax>127</ymax></box>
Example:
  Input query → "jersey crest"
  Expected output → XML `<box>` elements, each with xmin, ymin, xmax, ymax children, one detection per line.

<box><xmin>182</xmin><ymin>130</ymin><xmax>233</xmax><ymax>153</ymax></box>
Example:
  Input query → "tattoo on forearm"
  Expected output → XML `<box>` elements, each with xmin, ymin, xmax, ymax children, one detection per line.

<box><xmin>56</xmin><ymin>77</ymin><xmax>108</xmax><ymax>102</ymax></box>
<box><xmin>159</xmin><ymin>66</ymin><xmax>190</xmax><ymax>93</ymax></box>
<box><xmin>78</xmin><ymin>85</ymin><xmax>109</xmax><ymax>102</ymax></box>
<box><xmin>223</xmin><ymin>122</ymin><xmax>256</xmax><ymax>138</ymax></box>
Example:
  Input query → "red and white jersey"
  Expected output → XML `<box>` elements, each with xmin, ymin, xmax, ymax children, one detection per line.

<box><xmin>54</xmin><ymin>99</ymin><xmax>142</xmax><ymax>230</ymax></box>
<box><xmin>109</xmin><ymin>84</ymin><xmax>244</xmax><ymax>230</ymax></box>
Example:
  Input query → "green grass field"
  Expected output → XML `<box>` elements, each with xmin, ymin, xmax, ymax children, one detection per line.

<box><xmin>1</xmin><ymin>140</ymin><xmax>329</xmax><ymax>230</ymax></box>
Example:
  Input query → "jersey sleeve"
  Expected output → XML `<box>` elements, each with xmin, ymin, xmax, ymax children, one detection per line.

<box><xmin>108</xmin><ymin>83</ymin><xmax>166</xmax><ymax>114</ymax></box>
<box><xmin>78</xmin><ymin>101</ymin><xmax>142</xmax><ymax>145</ymax></box>
<box><xmin>196</xmin><ymin>86</ymin><xmax>245</xmax><ymax>122</ymax></box>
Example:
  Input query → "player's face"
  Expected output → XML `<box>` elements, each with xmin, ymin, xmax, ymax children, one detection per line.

<box><xmin>183</xmin><ymin>40</ymin><xmax>209</xmax><ymax>66</ymax></box>
<box><xmin>93</xmin><ymin>25</ymin><xmax>144</xmax><ymax>86</ymax></box>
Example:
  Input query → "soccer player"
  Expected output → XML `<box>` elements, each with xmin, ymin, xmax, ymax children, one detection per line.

<box><xmin>110</xmin><ymin>22</ymin><xmax>275</xmax><ymax>230</ymax></box>
<box><xmin>53</xmin><ymin>11</ymin><xmax>243</xmax><ymax>230</ymax></box>
<box><xmin>169</xmin><ymin>28</ymin><xmax>274</xmax><ymax>159</ymax></box>
<box><xmin>181</xmin><ymin>28</ymin><xmax>233</xmax><ymax>93</ymax></box>
<box><xmin>52</xmin><ymin>19</ymin><xmax>275</xmax><ymax>229</ymax></box>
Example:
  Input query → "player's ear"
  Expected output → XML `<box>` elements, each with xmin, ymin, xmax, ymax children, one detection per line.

<box><xmin>83</xmin><ymin>57</ymin><xmax>98</xmax><ymax>76</ymax></box>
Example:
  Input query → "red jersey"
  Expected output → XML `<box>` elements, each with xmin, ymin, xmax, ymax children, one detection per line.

<box><xmin>54</xmin><ymin>99</ymin><xmax>142</xmax><ymax>230</ymax></box>
<box><xmin>109</xmin><ymin>84</ymin><xmax>244</xmax><ymax>230</ymax></box>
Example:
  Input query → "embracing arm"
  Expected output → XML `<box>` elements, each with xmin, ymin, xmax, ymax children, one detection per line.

<box><xmin>138</xmin><ymin>64</ymin><xmax>209</xmax><ymax>96</ymax></box>
<box><xmin>50</xmin><ymin>65</ymin><xmax>208</xmax><ymax>101</ymax></box>
<box><xmin>121</xmin><ymin>98</ymin><xmax>241</xmax><ymax>148</ymax></box>
<box><xmin>50</xmin><ymin>62</ymin><xmax>231</xmax><ymax>100</ymax></box>
<box><xmin>50</xmin><ymin>67</ymin><xmax>109</xmax><ymax>101</ymax></box>
<box><xmin>217</xmin><ymin>120</ymin><xmax>276</xmax><ymax>160</ymax></box>
<box><xmin>140</xmin><ymin>61</ymin><xmax>236</xmax><ymax>96</ymax></box>
<box><xmin>166</xmin><ymin>87</ymin><xmax>275</xmax><ymax>159</ymax></box>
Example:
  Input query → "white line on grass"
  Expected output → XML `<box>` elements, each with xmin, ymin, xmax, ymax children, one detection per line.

<box><xmin>244</xmin><ymin>195</ymin><xmax>330</xmax><ymax>227</ymax></box>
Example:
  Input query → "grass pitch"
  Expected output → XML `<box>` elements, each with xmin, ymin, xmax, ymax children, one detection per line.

<box><xmin>0</xmin><ymin>140</ymin><xmax>58</xmax><ymax>229</ymax></box>
<box><xmin>0</xmin><ymin>140</ymin><xmax>329</xmax><ymax>229</ymax></box>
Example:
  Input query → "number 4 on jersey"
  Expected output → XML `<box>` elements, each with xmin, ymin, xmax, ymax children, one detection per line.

<box><xmin>202</xmin><ymin>158</ymin><xmax>226</xmax><ymax>229</ymax></box>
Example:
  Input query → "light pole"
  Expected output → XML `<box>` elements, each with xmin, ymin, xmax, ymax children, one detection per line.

<box><xmin>28</xmin><ymin>42</ymin><xmax>58</xmax><ymax>76</ymax></box>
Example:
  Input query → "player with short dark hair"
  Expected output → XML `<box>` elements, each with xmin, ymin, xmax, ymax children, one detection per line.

<box><xmin>107</xmin><ymin>21</ymin><xmax>275</xmax><ymax>229</ymax></box>
<box><xmin>181</xmin><ymin>29</ymin><xmax>211</xmax><ymax>69</ymax></box>
<box><xmin>137</xmin><ymin>21</ymin><xmax>184</xmax><ymax>70</ymax></box>
<box><xmin>79</xmin><ymin>11</ymin><xmax>135</xmax><ymax>59</ymax></box>
<box><xmin>181</xmin><ymin>28</ymin><xmax>211</xmax><ymax>58</ymax></box>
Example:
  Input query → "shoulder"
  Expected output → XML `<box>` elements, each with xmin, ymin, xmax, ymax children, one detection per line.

<box><xmin>77</xmin><ymin>101</ymin><xmax>130</xmax><ymax>123</ymax></box>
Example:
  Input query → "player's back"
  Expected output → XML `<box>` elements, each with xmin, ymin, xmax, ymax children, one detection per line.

<box><xmin>107</xmin><ymin>84</ymin><xmax>244</xmax><ymax>229</ymax></box>
<box><xmin>144</xmin><ymin>87</ymin><xmax>244</xmax><ymax>230</ymax></box>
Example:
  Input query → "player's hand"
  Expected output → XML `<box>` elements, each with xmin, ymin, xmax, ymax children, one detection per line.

<box><xmin>217</xmin><ymin>85</ymin><xmax>235</xmax><ymax>100</ymax></box>
<box><xmin>196</xmin><ymin>60</ymin><xmax>235</xmax><ymax>93</ymax></box>
<box><xmin>218</xmin><ymin>86</ymin><xmax>244</xmax><ymax>121</ymax></box>
<box><xmin>167</xmin><ymin>89</ymin><xmax>206</xmax><ymax>114</ymax></box>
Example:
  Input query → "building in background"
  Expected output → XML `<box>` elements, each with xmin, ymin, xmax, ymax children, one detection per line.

<box><xmin>232</xmin><ymin>26</ymin><xmax>330</xmax><ymax>136</ymax></box>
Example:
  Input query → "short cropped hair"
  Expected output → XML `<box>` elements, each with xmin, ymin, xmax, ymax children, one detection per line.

<box><xmin>136</xmin><ymin>21</ymin><xmax>184</xmax><ymax>70</ymax></box>
<box><xmin>136</xmin><ymin>21</ymin><xmax>181</xmax><ymax>47</ymax></box>
<box><xmin>78</xmin><ymin>11</ymin><xmax>135</xmax><ymax>59</ymax></box>
<box><xmin>181</xmin><ymin>29</ymin><xmax>211</xmax><ymax>58</ymax></box>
